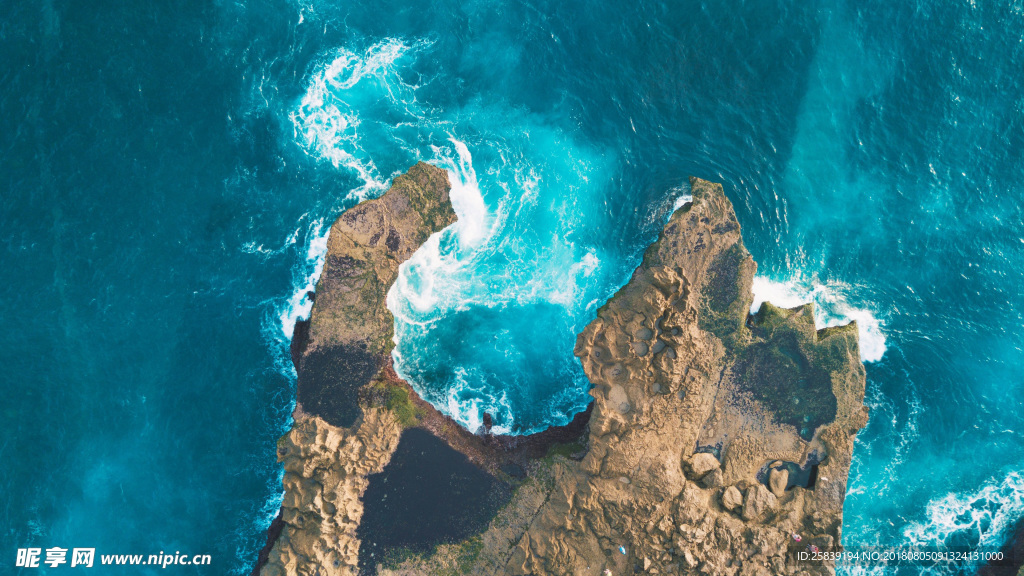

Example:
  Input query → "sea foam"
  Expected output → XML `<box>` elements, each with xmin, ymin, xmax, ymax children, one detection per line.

<box><xmin>904</xmin><ymin>471</ymin><xmax>1024</xmax><ymax>565</ymax></box>
<box><xmin>277</xmin><ymin>217</ymin><xmax>330</xmax><ymax>341</ymax></box>
<box><xmin>385</xmin><ymin>137</ymin><xmax>495</xmax><ymax>321</ymax></box>
<box><xmin>290</xmin><ymin>38</ymin><xmax>430</xmax><ymax>201</ymax></box>
<box><xmin>259</xmin><ymin>216</ymin><xmax>332</xmax><ymax>384</ymax></box>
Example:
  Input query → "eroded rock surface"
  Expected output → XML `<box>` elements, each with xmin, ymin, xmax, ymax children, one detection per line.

<box><xmin>296</xmin><ymin>162</ymin><xmax>456</xmax><ymax>429</ymax></box>
<box><xmin>379</xmin><ymin>177</ymin><xmax>868</xmax><ymax>576</ymax></box>
<box><xmin>259</xmin><ymin>162</ymin><xmax>457</xmax><ymax>576</ymax></box>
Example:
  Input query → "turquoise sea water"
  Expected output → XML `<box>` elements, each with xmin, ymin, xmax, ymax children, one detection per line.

<box><xmin>3</xmin><ymin>0</ymin><xmax>1023</xmax><ymax>574</ymax></box>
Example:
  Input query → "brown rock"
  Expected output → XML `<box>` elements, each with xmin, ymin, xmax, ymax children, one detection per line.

<box><xmin>722</xmin><ymin>486</ymin><xmax>743</xmax><ymax>511</ymax></box>
<box><xmin>689</xmin><ymin>453</ymin><xmax>721</xmax><ymax>478</ymax></box>
<box><xmin>264</xmin><ymin>174</ymin><xmax>869</xmax><ymax>576</ymax></box>
<box><xmin>701</xmin><ymin>468</ymin><xmax>724</xmax><ymax>488</ymax></box>
<box><xmin>769</xmin><ymin>467</ymin><xmax>789</xmax><ymax>497</ymax></box>
<box><xmin>742</xmin><ymin>484</ymin><xmax>778</xmax><ymax>521</ymax></box>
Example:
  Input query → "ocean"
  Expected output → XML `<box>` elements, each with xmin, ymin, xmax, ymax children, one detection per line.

<box><xmin>2</xmin><ymin>0</ymin><xmax>1022</xmax><ymax>574</ymax></box>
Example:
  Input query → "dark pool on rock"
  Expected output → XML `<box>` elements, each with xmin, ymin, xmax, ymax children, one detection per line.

<box><xmin>357</xmin><ymin>429</ymin><xmax>512</xmax><ymax>571</ymax></box>
<box><xmin>297</xmin><ymin>344</ymin><xmax>380</xmax><ymax>429</ymax></box>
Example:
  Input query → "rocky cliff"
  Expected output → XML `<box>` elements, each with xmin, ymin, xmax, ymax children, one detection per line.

<box><xmin>258</xmin><ymin>162</ymin><xmax>457</xmax><ymax>576</ymax></box>
<box><xmin>257</xmin><ymin>167</ymin><xmax>869</xmax><ymax>576</ymax></box>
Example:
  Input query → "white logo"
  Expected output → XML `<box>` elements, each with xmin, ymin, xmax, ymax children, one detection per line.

<box><xmin>71</xmin><ymin>548</ymin><xmax>95</xmax><ymax>568</ymax></box>
<box><xmin>16</xmin><ymin>547</ymin><xmax>95</xmax><ymax>568</ymax></box>
<box><xmin>15</xmin><ymin>548</ymin><xmax>40</xmax><ymax>568</ymax></box>
<box><xmin>45</xmin><ymin>547</ymin><xmax>68</xmax><ymax>568</ymax></box>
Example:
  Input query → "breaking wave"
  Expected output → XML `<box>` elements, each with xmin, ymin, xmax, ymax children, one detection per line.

<box><xmin>906</xmin><ymin>471</ymin><xmax>1024</xmax><ymax>551</ymax></box>
<box><xmin>258</xmin><ymin>216</ymin><xmax>332</xmax><ymax>384</ymax></box>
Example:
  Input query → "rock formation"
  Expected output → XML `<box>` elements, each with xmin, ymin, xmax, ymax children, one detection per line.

<box><xmin>257</xmin><ymin>167</ymin><xmax>869</xmax><ymax>576</ymax></box>
<box><xmin>258</xmin><ymin>162</ymin><xmax>457</xmax><ymax>576</ymax></box>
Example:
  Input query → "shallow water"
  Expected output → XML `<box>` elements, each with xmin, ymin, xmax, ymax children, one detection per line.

<box><xmin>2</xmin><ymin>0</ymin><xmax>1023</xmax><ymax>574</ymax></box>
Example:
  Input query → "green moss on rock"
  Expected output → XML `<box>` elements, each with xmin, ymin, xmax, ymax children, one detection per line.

<box><xmin>732</xmin><ymin>302</ymin><xmax>845</xmax><ymax>439</ymax></box>
<box><xmin>385</xmin><ymin>384</ymin><xmax>422</xmax><ymax>428</ymax></box>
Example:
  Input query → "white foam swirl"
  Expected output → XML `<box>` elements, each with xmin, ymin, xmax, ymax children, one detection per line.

<box><xmin>290</xmin><ymin>38</ymin><xmax>429</xmax><ymax>201</ymax></box>
<box><xmin>905</xmin><ymin>471</ymin><xmax>1024</xmax><ymax>559</ymax></box>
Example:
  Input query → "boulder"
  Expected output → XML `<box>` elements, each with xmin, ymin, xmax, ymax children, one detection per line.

<box><xmin>701</xmin><ymin>468</ymin><xmax>724</xmax><ymax>488</ymax></box>
<box><xmin>742</xmin><ymin>484</ymin><xmax>777</xmax><ymax>521</ymax></box>
<box><xmin>768</xmin><ymin>467</ymin><xmax>789</xmax><ymax>497</ymax></box>
<box><xmin>688</xmin><ymin>453</ymin><xmax>720</xmax><ymax>478</ymax></box>
<box><xmin>722</xmin><ymin>486</ymin><xmax>743</xmax><ymax>511</ymax></box>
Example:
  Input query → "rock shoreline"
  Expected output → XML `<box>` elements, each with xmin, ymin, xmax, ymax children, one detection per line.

<box><xmin>255</xmin><ymin>164</ymin><xmax>869</xmax><ymax>576</ymax></box>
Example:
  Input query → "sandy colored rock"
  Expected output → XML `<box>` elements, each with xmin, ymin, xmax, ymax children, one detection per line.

<box><xmin>769</xmin><ymin>467</ymin><xmax>790</xmax><ymax>497</ymax></box>
<box><xmin>689</xmin><ymin>452</ymin><xmax>721</xmax><ymax>478</ymax></box>
<box><xmin>742</xmin><ymin>483</ymin><xmax>778</xmax><ymax>521</ymax></box>
<box><xmin>262</xmin><ymin>411</ymin><xmax>402</xmax><ymax>576</ymax></box>
<box><xmin>722</xmin><ymin>485</ymin><xmax>743</xmax><ymax>511</ymax></box>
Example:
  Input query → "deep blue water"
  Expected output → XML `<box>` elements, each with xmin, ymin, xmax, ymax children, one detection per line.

<box><xmin>2</xmin><ymin>0</ymin><xmax>1023</xmax><ymax>574</ymax></box>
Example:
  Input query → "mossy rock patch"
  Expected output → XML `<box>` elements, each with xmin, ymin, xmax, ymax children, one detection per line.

<box><xmin>732</xmin><ymin>303</ymin><xmax>839</xmax><ymax>439</ymax></box>
<box><xmin>699</xmin><ymin>244</ymin><xmax>750</xmax><ymax>347</ymax></box>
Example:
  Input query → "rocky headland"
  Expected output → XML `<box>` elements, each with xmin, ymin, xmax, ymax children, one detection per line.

<box><xmin>256</xmin><ymin>164</ymin><xmax>869</xmax><ymax>576</ymax></box>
